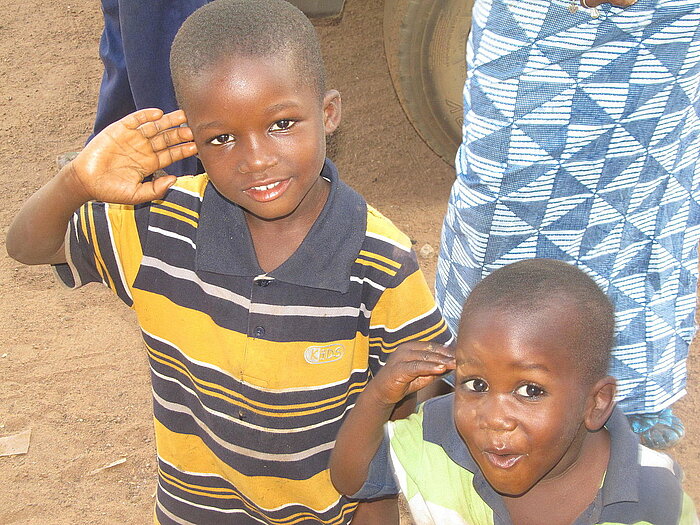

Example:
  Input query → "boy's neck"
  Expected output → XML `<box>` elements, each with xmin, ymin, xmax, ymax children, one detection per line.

<box><xmin>502</xmin><ymin>428</ymin><xmax>610</xmax><ymax>525</ymax></box>
<box><xmin>245</xmin><ymin>177</ymin><xmax>331</xmax><ymax>273</ymax></box>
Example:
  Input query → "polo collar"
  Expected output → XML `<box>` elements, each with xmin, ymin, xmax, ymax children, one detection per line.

<box><xmin>195</xmin><ymin>158</ymin><xmax>366</xmax><ymax>293</ymax></box>
<box><xmin>422</xmin><ymin>395</ymin><xmax>640</xmax><ymax>518</ymax></box>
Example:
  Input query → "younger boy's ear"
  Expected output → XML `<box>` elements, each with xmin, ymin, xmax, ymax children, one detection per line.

<box><xmin>322</xmin><ymin>89</ymin><xmax>341</xmax><ymax>134</ymax></box>
<box><xmin>584</xmin><ymin>376</ymin><xmax>616</xmax><ymax>432</ymax></box>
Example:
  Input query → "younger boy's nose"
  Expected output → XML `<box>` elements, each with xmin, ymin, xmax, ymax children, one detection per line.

<box><xmin>478</xmin><ymin>397</ymin><xmax>517</xmax><ymax>432</ymax></box>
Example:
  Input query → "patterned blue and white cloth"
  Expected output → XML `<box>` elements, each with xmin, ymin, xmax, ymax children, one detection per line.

<box><xmin>436</xmin><ymin>0</ymin><xmax>700</xmax><ymax>414</ymax></box>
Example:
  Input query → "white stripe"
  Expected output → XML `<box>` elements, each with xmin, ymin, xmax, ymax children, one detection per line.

<box><xmin>169</xmin><ymin>184</ymin><xmax>204</xmax><ymax>201</ymax></box>
<box><xmin>149</xmin><ymin>225</ymin><xmax>196</xmax><ymax>249</ymax></box>
<box><xmin>350</xmin><ymin>275</ymin><xmax>387</xmax><ymax>291</ymax></box>
<box><xmin>104</xmin><ymin>204</ymin><xmax>133</xmax><ymax>302</ymax></box>
<box><xmin>369</xmin><ymin>305</ymin><xmax>440</xmax><ymax>333</ymax></box>
<box><xmin>365</xmin><ymin>231</ymin><xmax>410</xmax><ymax>252</ymax></box>
<box><xmin>141</xmin><ymin>256</ymin><xmax>368</xmax><ymax>318</ymax></box>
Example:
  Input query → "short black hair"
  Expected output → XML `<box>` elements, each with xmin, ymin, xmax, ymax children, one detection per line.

<box><xmin>170</xmin><ymin>0</ymin><xmax>326</xmax><ymax>106</ymax></box>
<box><xmin>460</xmin><ymin>259</ymin><xmax>615</xmax><ymax>382</ymax></box>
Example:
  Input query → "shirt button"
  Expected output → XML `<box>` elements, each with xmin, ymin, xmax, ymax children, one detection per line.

<box><xmin>257</xmin><ymin>279</ymin><xmax>271</xmax><ymax>287</ymax></box>
<box><xmin>253</xmin><ymin>326</ymin><xmax>265</xmax><ymax>337</ymax></box>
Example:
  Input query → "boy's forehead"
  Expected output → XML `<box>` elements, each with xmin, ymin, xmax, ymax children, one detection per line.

<box><xmin>179</xmin><ymin>52</ymin><xmax>318</xmax><ymax>108</ymax></box>
<box><xmin>456</xmin><ymin>300</ymin><xmax>585</xmax><ymax>358</ymax></box>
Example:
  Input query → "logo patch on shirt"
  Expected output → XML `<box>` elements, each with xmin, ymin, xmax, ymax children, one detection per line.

<box><xmin>304</xmin><ymin>344</ymin><xmax>344</xmax><ymax>364</ymax></box>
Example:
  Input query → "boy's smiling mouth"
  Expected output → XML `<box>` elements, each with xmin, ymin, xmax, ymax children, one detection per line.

<box><xmin>245</xmin><ymin>178</ymin><xmax>290</xmax><ymax>202</ymax></box>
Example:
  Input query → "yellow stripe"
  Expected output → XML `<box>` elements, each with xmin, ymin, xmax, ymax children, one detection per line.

<box><xmin>152</xmin><ymin>207</ymin><xmax>198</xmax><ymax>228</ymax></box>
<box><xmin>365</xmin><ymin>205</ymin><xmax>412</xmax><ymax>249</ymax></box>
<box><xmin>155</xmin><ymin>422</ymin><xmax>351</xmax><ymax>514</ymax></box>
<box><xmin>152</xmin><ymin>200</ymin><xmax>200</xmax><ymax>221</ymax></box>
<box><xmin>86</xmin><ymin>203</ymin><xmax>115</xmax><ymax>290</ymax></box>
<box><xmin>134</xmin><ymin>290</ymin><xmax>375</xmax><ymax>391</ymax></box>
<box><xmin>369</xmin><ymin>320</ymin><xmax>449</xmax><ymax>351</ymax></box>
<box><xmin>358</xmin><ymin>250</ymin><xmax>401</xmax><ymax>269</ymax></box>
<box><xmin>356</xmin><ymin>258</ymin><xmax>398</xmax><ymax>277</ymax></box>
<box><xmin>106</xmin><ymin>203</ymin><xmax>144</xmax><ymax>288</ymax></box>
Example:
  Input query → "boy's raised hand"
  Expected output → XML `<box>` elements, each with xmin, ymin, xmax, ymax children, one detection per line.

<box><xmin>69</xmin><ymin>108</ymin><xmax>198</xmax><ymax>204</ymax></box>
<box><xmin>367</xmin><ymin>342</ymin><xmax>455</xmax><ymax>408</ymax></box>
<box><xmin>329</xmin><ymin>342</ymin><xmax>454</xmax><ymax>496</ymax></box>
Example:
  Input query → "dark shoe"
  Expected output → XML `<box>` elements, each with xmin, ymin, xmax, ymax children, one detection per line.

<box><xmin>627</xmin><ymin>408</ymin><xmax>685</xmax><ymax>449</ymax></box>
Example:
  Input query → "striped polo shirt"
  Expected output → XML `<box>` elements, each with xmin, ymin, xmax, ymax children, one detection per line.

<box><xmin>356</xmin><ymin>396</ymin><xmax>699</xmax><ymax>525</ymax></box>
<box><xmin>55</xmin><ymin>159</ymin><xmax>453</xmax><ymax>524</ymax></box>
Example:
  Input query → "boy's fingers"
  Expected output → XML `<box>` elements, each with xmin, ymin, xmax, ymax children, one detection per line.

<box><xmin>121</xmin><ymin>108</ymin><xmax>165</xmax><ymax>130</ymax></box>
<box><xmin>401</xmin><ymin>358</ymin><xmax>452</xmax><ymax>380</ymax></box>
<box><xmin>156</xmin><ymin>142</ymin><xmax>198</xmax><ymax>168</ymax></box>
<box><xmin>149</xmin><ymin>126</ymin><xmax>195</xmax><ymax>152</ymax></box>
<box><xmin>130</xmin><ymin>176</ymin><xmax>177</xmax><ymax>203</ymax></box>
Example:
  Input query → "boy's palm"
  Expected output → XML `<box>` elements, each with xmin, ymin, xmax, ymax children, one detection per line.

<box><xmin>71</xmin><ymin>109</ymin><xmax>198</xmax><ymax>204</ymax></box>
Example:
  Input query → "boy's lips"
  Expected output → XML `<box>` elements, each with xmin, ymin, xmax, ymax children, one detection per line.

<box><xmin>244</xmin><ymin>178</ymin><xmax>290</xmax><ymax>203</ymax></box>
<box><xmin>482</xmin><ymin>449</ymin><xmax>525</xmax><ymax>470</ymax></box>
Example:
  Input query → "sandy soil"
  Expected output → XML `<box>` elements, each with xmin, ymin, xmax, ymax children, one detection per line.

<box><xmin>0</xmin><ymin>0</ymin><xmax>697</xmax><ymax>523</ymax></box>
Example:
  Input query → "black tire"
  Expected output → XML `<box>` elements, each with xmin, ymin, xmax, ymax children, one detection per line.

<box><xmin>383</xmin><ymin>0</ymin><xmax>473</xmax><ymax>167</ymax></box>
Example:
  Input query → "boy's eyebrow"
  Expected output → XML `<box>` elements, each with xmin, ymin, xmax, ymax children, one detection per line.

<box><xmin>265</xmin><ymin>100</ymin><xmax>302</xmax><ymax>114</ymax></box>
<box><xmin>457</xmin><ymin>357</ymin><xmax>551</xmax><ymax>373</ymax></box>
<box><xmin>194</xmin><ymin>101</ymin><xmax>303</xmax><ymax>132</ymax></box>
<box><xmin>511</xmin><ymin>361</ymin><xmax>551</xmax><ymax>373</ymax></box>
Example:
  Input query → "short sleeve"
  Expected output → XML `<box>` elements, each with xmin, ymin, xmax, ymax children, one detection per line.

<box><xmin>54</xmin><ymin>200</ymin><xmax>141</xmax><ymax>306</ymax></box>
<box><xmin>350</xmin><ymin>428</ymin><xmax>400</xmax><ymax>500</ymax></box>
<box><xmin>368</xmin><ymin>248</ymin><xmax>454</xmax><ymax>376</ymax></box>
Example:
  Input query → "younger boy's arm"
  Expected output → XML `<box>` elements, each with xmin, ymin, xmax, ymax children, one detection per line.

<box><xmin>329</xmin><ymin>342</ymin><xmax>454</xmax><ymax>496</ymax></box>
<box><xmin>6</xmin><ymin>109</ymin><xmax>196</xmax><ymax>265</ymax></box>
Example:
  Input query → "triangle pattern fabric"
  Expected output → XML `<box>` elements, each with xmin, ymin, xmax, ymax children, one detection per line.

<box><xmin>436</xmin><ymin>0</ymin><xmax>700</xmax><ymax>415</ymax></box>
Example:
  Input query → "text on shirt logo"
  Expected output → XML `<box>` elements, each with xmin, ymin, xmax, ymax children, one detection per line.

<box><xmin>304</xmin><ymin>344</ymin><xmax>344</xmax><ymax>364</ymax></box>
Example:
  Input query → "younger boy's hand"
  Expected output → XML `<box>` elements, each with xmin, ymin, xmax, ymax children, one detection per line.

<box><xmin>68</xmin><ymin>108</ymin><xmax>198</xmax><ymax>204</ymax></box>
<box><xmin>368</xmin><ymin>342</ymin><xmax>455</xmax><ymax>408</ymax></box>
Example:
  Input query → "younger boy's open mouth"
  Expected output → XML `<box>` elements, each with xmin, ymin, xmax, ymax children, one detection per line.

<box><xmin>482</xmin><ymin>449</ymin><xmax>525</xmax><ymax>470</ymax></box>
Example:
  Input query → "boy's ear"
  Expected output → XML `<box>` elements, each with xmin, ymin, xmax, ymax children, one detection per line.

<box><xmin>322</xmin><ymin>89</ymin><xmax>341</xmax><ymax>134</ymax></box>
<box><xmin>584</xmin><ymin>375</ymin><xmax>616</xmax><ymax>432</ymax></box>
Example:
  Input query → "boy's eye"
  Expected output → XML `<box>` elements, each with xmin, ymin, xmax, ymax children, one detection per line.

<box><xmin>464</xmin><ymin>378</ymin><xmax>489</xmax><ymax>393</ymax></box>
<box><xmin>270</xmin><ymin>120</ymin><xmax>294</xmax><ymax>132</ymax></box>
<box><xmin>515</xmin><ymin>384</ymin><xmax>545</xmax><ymax>398</ymax></box>
<box><xmin>209</xmin><ymin>134</ymin><xmax>235</xmax><ymax>145</ymax></box>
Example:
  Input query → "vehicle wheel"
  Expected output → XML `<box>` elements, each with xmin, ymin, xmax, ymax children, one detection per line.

<box><xmin>383</xmin><ymin>0</ymin><xmax>473</xmax><ymax>167</ymax></box>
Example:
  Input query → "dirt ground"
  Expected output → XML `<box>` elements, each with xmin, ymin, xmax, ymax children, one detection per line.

<box><xmin>0</xmin><ymin>0</ymin><xmax>698</xmax><ymax>523</ymax></box>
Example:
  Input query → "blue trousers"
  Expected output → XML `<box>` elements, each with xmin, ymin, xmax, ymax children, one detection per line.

<box><xmin>91</xmin><ymin>0</ymin><xmax>208</xmax><ymax>175</ymax></box>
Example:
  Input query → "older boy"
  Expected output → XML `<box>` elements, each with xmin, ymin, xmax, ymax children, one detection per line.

<box><xmin>330</xmin><ymin>259</ymin><xmax>698</xmax><ymax>525</ymax></box>
<box><xmin>5</xmin><ymin>1</ymin><xmax>452</xmax><ymax>523</ymax></box>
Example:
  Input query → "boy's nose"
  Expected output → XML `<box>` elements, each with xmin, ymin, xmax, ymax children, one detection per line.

<box><xmin>238</xmin><ymin>136</ymin><xmax>276</xmax><ymax>174</ymax></box>
<box><xmin>478</xmin><ymin>396</ymin><xmax>517</xmax><ymax>432</ymax></box>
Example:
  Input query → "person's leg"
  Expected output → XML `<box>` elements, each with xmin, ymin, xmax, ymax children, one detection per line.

<box><xmin>118</xmin><ymin>1</ymin><xmax>206</xmax><ymax>176</ymax></box>
<box><xmin>437</xmin><ymin>0</ymin><xmax>699</xmax><ymax>450</ymax></box>
<box><xmin>89</xmin><ymin>0</ymin><xmax>136</xmax><ymax>140</ymax></box>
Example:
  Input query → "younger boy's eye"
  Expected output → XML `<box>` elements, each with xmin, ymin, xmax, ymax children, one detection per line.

<box><xmin>270</xmin><ymin>120</ymin><xmax>294</xmax><ymax>132</ymax></box>
<box><xmin>209</xmin><ymin>134</ymin><xmax>235</xmax><ymax>145</ymax></box>
<box><xmin>515</xmin><ymin>384</ymin><xmax>545</xmax><ymax>398</ymax></box>
<box><xmin>464</xmin><ymin>378</ymin><xmax>489</xmax><ymax>393</ymax></box>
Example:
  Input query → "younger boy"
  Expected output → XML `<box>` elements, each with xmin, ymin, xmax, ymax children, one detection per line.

<box><xmin>5</xmin><ymin>1</ymin><xmax>452</xmax><ymax>523</ymax></box>
<box><xmin>330</xmin><ymin>259</ymin><xmax>698</xmax><ymax>525</ymax></box>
